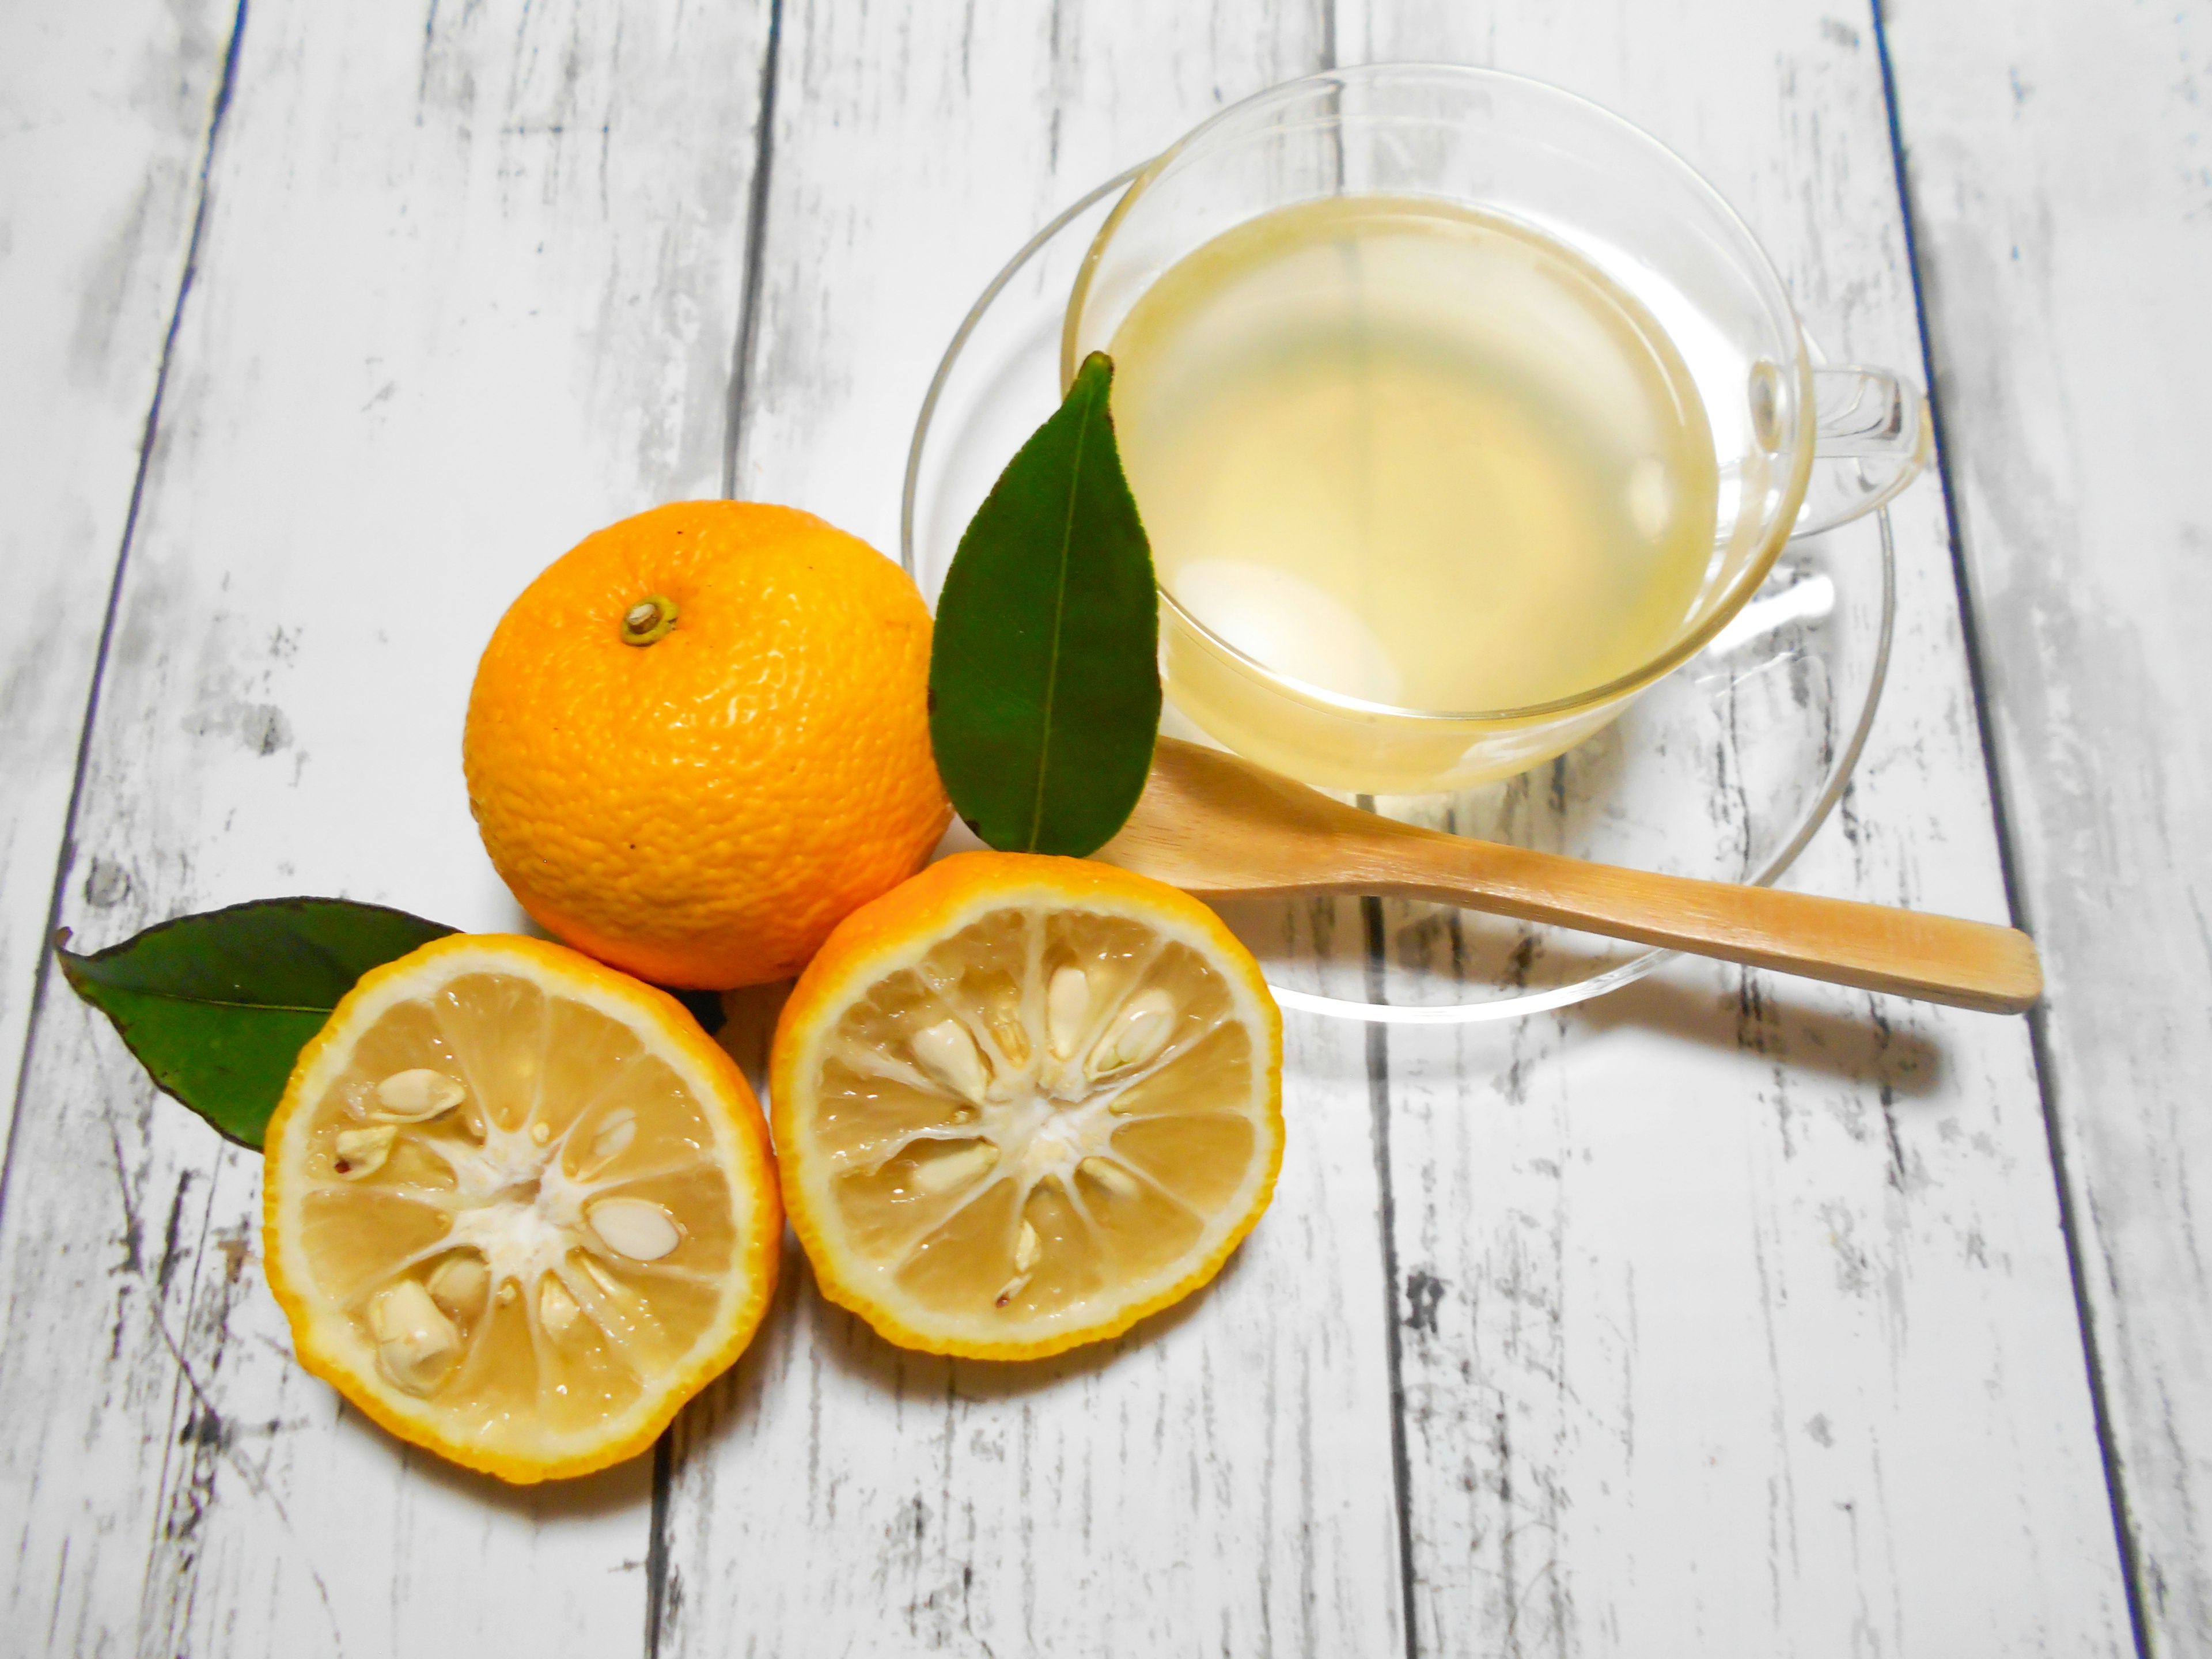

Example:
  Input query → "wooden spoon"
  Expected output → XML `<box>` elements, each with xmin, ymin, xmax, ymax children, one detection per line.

<box><xmin>1096</xmin><ymin>737</ymin><xmax>2042</xmax><ymax>1013</ymax></box>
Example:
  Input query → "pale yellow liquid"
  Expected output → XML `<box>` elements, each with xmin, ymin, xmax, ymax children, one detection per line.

<box><xmin>1109</xmin><ymin>196</ymin><xmax>1721</xmax><ymax>718</ymax></box>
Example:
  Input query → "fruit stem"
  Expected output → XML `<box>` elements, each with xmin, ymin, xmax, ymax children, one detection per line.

<box><xmin>620</xmin><ymin>594</ymin><xmax>679</xmax><ymax>646</ymax></box>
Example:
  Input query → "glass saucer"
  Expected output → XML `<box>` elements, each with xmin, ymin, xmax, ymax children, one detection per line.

<box><xmin>902</xmin><ymin>172</ymin><xmax>1895</xmax><ymax>1023</ymax></box>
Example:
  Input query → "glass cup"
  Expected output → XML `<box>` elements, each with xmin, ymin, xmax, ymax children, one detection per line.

<box><xmin>1062</xmin><ymin>65</ymin><xmax>1928</xmax><ymax>795</ymax></box>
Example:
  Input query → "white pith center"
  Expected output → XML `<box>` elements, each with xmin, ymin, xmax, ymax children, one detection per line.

<box><xmin>438</xmin><ymin>1131</ymin><xmax>587</xmax><ymax>1286</ymax></box>
<box><xmin>328</xmin><ymin>1074</ymin><xmax>692</xmax><ymax>1396</ymax></box>
<box><xmin>844</xmin><ymin>958</ymin><xmax>1214</xmax><ymax>1309</ymax></box>
<box><xmin>1001</xmin><ymin>1092</ymin><xmax>1104</xmax><ymax>1183</ymax></box>
<box><xmin>906</xmin><ymin>986</ymin><xmax>1182</xmax><ymax>1175</ymax></box>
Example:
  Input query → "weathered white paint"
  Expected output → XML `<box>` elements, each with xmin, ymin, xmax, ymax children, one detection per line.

<box><xmin>1344</xmin><ymin>2</ymin><xmax>2135</xmax><ymax>1653</ymax></box>
<box><xmin>1884</xmin><ymin>1</ymin><xmax>2212</xmax><ymax>1650</ymax></box>
<box><xmin>661</xmin><ymin>5</ymin><xmax>1407</xmax><ymax>1654</ymax></box>
<box><xmin>0</xmin><ymin>1</ymin><xmax>233</xmax><ymax>1154</ymax></box>
<box><xmin>0</xmin><ymin>1</ymin><xmax>2167</xmax><ymax>1654</ymax></box>
<box><xmin>0</xmin><ymin>2</ymin><xmax>770</xmax><ymax>1653</ymax></box>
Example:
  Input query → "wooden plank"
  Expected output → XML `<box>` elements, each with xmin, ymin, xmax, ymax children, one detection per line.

<box><xmin>1883</xmin><ymin>0</ymin><xmax>2212</xmax><ymax>1649</ymax></box>
<box><xmin>0</xmin><ymin>0</ymin><xmax>233</xmax><ymax>1153</ymax></box>
<box><xmin>1340</xmin><ymin>2</ymin><xmax>2138</xmax><ymax>1650</ymax></box>
<box><xmin>654</xmin><ymin>4</ymin><xmax>1410</xmax><ymax>1654</ymax></box>
<box><xmin>0</xmin><ymin>2</ymin><xmax>771</xmax><ymax>1652</ymax></box>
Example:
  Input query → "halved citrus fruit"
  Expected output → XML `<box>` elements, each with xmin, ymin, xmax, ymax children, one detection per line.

<box><xmin>262</xmin><ymin>934</ymin><xmax>779</xmax><ymax>1483</ymax></box>
<box><xmin>771</xmin><ymin>852</ymin><xmax>1283</xmax><ymax>1359</ymax></box>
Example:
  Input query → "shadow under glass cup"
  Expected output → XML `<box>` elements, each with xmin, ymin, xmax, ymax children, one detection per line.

<box><xmin>1062</xmin><ymin>65</ymin><xmax>1927</xmax><ymax>796</ymax></box>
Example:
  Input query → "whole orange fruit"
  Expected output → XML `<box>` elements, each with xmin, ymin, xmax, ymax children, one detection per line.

<box><xmin>464</xmin><ymin>502</ymin><xmax>950</xmax><ymax>988</ymax></box>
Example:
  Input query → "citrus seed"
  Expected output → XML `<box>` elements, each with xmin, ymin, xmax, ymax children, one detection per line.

<box><xmin>374</xmin><ymin>1069</ymin><xmax>465</xmax><ymax>1121</ymax></box>
<box><xmin>370</xmin><ymin>1279</ymin><xmax>461</xmax><ymax>1395</ymax></box>
<box><xmin>588</xmin><ymin>1198</ymin><xmax>682</xmax><ymax>1262</ymax></box>
<box><xmin>334</xmin><ymin>1124</ymin><xmax>396</xmax><ymax>1179</ymax></box>
<box><xmin>908</xmin><ymin>1140</ymin><xmax>998</xmax><ymax>1194</ymax></box>
<box><xmin>913</xmin><ymin>1018</ymin><xmax>990</xmax><ymax>1104</ymax></box>
<box><xmin>427</xmin><ymin>1253</ymin><xmax>490</xmax><ymax>1320</ymax></box>
<box><xmin>1047</xmin><ymin>965</ymin><xmax>1089</xmax><ymax>1058</ymax></box>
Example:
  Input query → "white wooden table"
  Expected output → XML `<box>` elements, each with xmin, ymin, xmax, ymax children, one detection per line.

<box><xmin>1</xmin><ymin>3</ymin><xmax>2202</xmax><ymax>1654</ymax></box>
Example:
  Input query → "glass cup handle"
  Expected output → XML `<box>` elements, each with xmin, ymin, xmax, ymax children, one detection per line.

<box><xmin>1793</xmin><ymin>365</ymin><xmax>1933</xmax><ymax>538</ymax></box>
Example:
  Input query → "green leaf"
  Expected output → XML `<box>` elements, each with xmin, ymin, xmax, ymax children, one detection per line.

<box><xmin>58</xmin><ymin>897</ymin><xmax>456</xmax><ymax>1149</ymax></box>
<box><xmin>929</xmin><ymin>351</ymin><xmax>1162</xmax><ymax>856</ymax></box>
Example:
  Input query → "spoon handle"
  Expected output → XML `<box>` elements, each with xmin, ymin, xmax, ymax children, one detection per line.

<box><xmin>1358</xmin><ymin>832</ymin><xmax>2042</xmax><ymax>1013</ymax></box>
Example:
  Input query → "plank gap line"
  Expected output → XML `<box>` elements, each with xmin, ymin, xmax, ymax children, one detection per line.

<box><xmin>1361</xmin><ymin>891</ymin><xmax>1421</xmax><ymax>1659</ymax></box>
<box><xmin>1868</xmin><ymin>3</ymin><xmax>2153</xmax><ymax>1653</ymax></box>
<box><xmin>659</xmin><ymin>1</ymin><xmax>786</xmax><ymax>1637</ymax></box>
<box><xmin>0</xmin><ymin>0</ymin><xmax>253</xmax><ymax>1217</ymax></box>
<box><xmin>721</xmin><ymin>0</ymin><xmax>787</xmax><ymax>502</ymax></box>
<box><xmin>643</xmin><ymin>1431</ymin><xmax>676</xmax><ymax>1657</ymax></box>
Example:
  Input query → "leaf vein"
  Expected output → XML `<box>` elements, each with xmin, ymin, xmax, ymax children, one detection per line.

<box><xmin>1025</xmin><ymin>370</ymin><xmax>1095</xmax><ymax>851</ymax></box>
<box><xmin>76</xmin><ymin>983</ymin><xmax>332</xmax><ymax>1016</ymax></box>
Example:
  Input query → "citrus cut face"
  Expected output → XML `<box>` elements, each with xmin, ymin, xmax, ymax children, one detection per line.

<box><xmin>263</xmin><ymin>935</ymin><xmax>779</xmax><ymax>1483</ymax></box>
<box><xmin>773</xmin><ymin>853</ymin><xmax>1283</xmax><ymax>1359</ymax></box>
